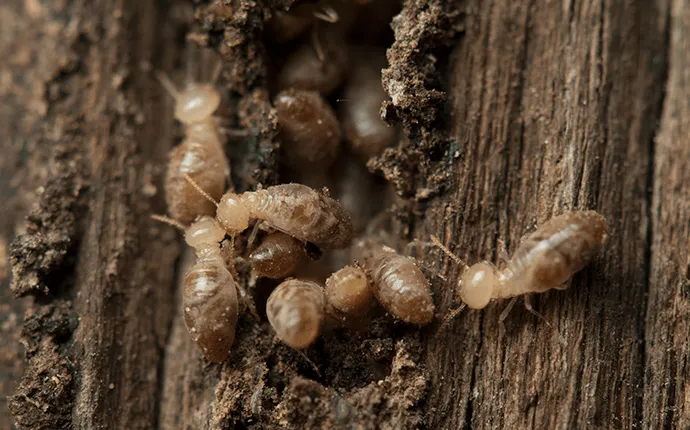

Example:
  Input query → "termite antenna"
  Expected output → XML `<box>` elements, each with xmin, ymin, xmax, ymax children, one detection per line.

<box><xmin>210</xmin><ymin>60</ymin><xmax>223</xmax><ymax>85</ymax></box>
<box><xmin>183</xmin><ymin>173</ymin><xmax>220</xmax><ymax>206</ymax></box>
<box><xmin>313</xmin><ymin>5</ymin><xmax>339</xmax><ymax>23</ymax></box>
<box><xmin>156</xmin><ymin>71</ymin><xmax>180</xmax><ymax>100</ymax></box>
<box><xmin>430</xmin><ymin>235</ymin><xmax>467</xmax><ymax>269</ymax></box>
<box><xmin>151</xmin><ymin>214</ymin><xmax>187</xmax><ymax>231</ymax></box>
<box><xmin>438</xmin><ymin>304</ymin><xmax>467</xmax><ymax>332</ymax></box>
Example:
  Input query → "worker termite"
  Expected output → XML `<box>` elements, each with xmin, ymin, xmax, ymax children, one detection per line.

<box><xmin>366</xmin><ymin>246</ymin><xmax>435</xmax><ymax>325</ymax></box>
<box><xmin>276</xmin><ymin>34</ymin><xmax>350</xmax><ymax>95</ymax></box>
<box><xmin>324</xmin><ymin>265</ymin><xmax>374</xmax><ymax>326</ymax></box>
<box><xmin>431</xmin><ymin>210</ymin><xmax>608</xmax><ymax>323</ymax></box>
<box><xmin>274</xmin><ymin>89</ymin><xmax>342</xmax><ymax>169</ymax></box>
<box><xmin>340</xmin><ymin>48</ymin><xmax>397</xmax><ymax>159</ymax></box>
<box><xmin>266</xmin><ymin>279</ymin><xmax>325</xmax><ymax>349</ymax></box>
<box><xmin>268</xmin><ymin>2</ymin><xmax>340</xmax><ymax>44</ymax></box>
<box><xmin>152</xmin><ymin>215</ymin><xmax>239</xmax><ymax>363</ymax></box>
<box><xmin>184</xmin><ymin>175</ymin><xmax>354</xmax><ymax>249</ymax></box>
<box><xmin>158</xmin><ymin>67</ymin><xmax>230</xmax><ymax>224</ymax></box>
<box><xmin>249</xmin><ymin>231</ymin><xmax>310</xmax><ymax>279</ymax></box>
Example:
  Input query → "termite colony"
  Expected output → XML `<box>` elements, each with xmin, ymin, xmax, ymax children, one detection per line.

<box><xmin>152</xmin><ymin>0</ymin><xmax>609</xmax><ymax>366</ymax></box>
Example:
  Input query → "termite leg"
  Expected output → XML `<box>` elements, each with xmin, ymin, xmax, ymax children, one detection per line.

<box><xmin>218</xmin><ymin>126</ymin><xmax>251</xmax><ymax>138</ymax></box>
<box><xmin>525</xmin><ymin>295</ymin><xmax>567</xmax><ymax>345</ymax></box>
<box><xmin>247</xmin><ymin>221</ymin><xmax>263</xmax><ymax>245</ymax></box>
<box><xmin>523</xmin><ymin>295</ymin><xmax>551</xmax><ymax>327</ymax></box>
<box><xmin>310</xmin><ymin>26</ymin><xmax>326</xmax><ymax>65</ymax></box>
<box><xmin>312</xmin><ymin>5</ymin><xmax>339</xmax><ymax>23</ymax></box>
<box><xmin>499</xmin><ymin>296</ymin><xmax>519</xmax><ymax>323</ymax></box>
<box><xmin>553</xmin><ymin>281</ymin><xmax>570</xmax><ymax>291</ymax></box>
<box><xmin>236</xmin><ymin>282</ymin><xmax>260</xmax><ymax>321</ymax></box>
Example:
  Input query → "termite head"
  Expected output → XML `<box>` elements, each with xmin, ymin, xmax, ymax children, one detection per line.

<box><xmin>184</xmin><ymin>216</ymin><xmax>225</xmax><ymax>248</ymax></box>
<box><xmin>460</xmin><ymin>262</ymin><xmax>498</xmax><ymax>309</ymax></box>
<box><xmin>217</xmin><ymin>193</ymin><xmax>250</xmax><ymax>235</ymax></box>
<box><xmin>175</xmin><ymin>84</ymin><xmax>221</xmax><ymax>124</ymax></box>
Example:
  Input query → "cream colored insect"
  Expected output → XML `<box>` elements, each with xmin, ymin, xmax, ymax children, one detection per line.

<box><xmin>152</xmin><ymin>215</ymin><xmax>239</xmax><ymax>362</ymax></box>
<box><xmin>340</xmin><ymin>47</ymin><xmax>397</xmax><ymax>159</ymax></box>
<box><xmin>158</xmin><ymin>67</ymin><xmax>230</xmax><ymax>224</ymax></box>
<box><xmin>366</xmin><ymin>246</ymin><xmax>435</xmax><ymax>325</ymax></box>
<box><xmin>432</xmin><ymin>210</ymin><xmax>608</xmax><ymax>323</ymax></box>
<box><xmin>266</xmin><ymin>279</ymin><xmax>325</xmax><ymax>349</ymax></box>
<box><xmin>274</xmin><ymin>89</ymin><xmax>342</xmax><ymax>169</ymax></box>
<box><xmin>324</xmin><ymin>265</ymin><xmax>374</xmax><ymax>326</ymax></box>
<box><xmin>184</xmin><ymin>175</ymin><xmax>354</xmax><ymax>249</ymax></box>
<box><xmin>249</xmin><ymin>231</ymin><xmax>310</xmax><ymax>279</ymax></box>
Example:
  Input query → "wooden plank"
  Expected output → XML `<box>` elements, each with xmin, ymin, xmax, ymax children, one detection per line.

<box><xmin>644</xmin><ymin>1</ymin><xmax>690</xmax><ymax>427</ymax></box>
<box><xmin>424</xmin><ymin>0</ymin><xmax>669</xmax><ymax>428</ymax></box>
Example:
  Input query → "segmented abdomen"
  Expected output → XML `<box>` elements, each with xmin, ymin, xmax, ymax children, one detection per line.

<box><xmin>504</xmin><ymin>211</ymin><xmax>608</xmax><ymax>294</ymax></box>
<box><xmin>183</xmin><ymin>261</ymin><xmax>238</xmax><ymax>363</ymax></box>
<box><xmin>368</xmin><ymin>251</ymin><xmax>434</xmax><ymax>324</ymax></box>
<box><xmin>266</xmin><ymin>279</ymin><xmax>324</xmax><ymax>349</ymax></box>
<box><xmin>243</xmin><ymin>184</ymin><xmax>354</xmax><ymax>249</ymax></box>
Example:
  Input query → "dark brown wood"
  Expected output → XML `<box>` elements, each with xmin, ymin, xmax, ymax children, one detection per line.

<box><xmin>2</xmin><ymin>0</ymin><xmax>689</xmax><ymax>429</ymax></box>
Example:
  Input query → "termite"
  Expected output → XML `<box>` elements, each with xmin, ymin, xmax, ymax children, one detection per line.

<box><xmin>184</xmin><ymin>174</ymin><xmax>354</xmax><ymax>249</ymax></box>
<box><xmin>152</xmin><ymin>215</ymin><xmax>239</xmax><ymax>363</ymax></box>
<box><xmin>276</xmin><ymin>34</ymin><xmax>350</xmax><ymax>95</ymax></box>
<box><xmin>367</xmin><ymin>246</ymin><xmax>435</xmax><ymax>325</ymax></box>
<box><xmin>340</xmin><ymin>48</ymin><xmax>397</xmax><ymax>159</ymax></box>
<box><xmin>249</xmin><ymin>231</ymin><xmax>310</xmax><ymax>279</ymax></box>
<box><xmin>266</xmin><ymin>279</ymin><xmax>325</xmax><ymax>349</ymax></box>
<box><xmin>274</xmin><ymin>89</ymin><xmax>341</xmax><ymax>169</ymax></box>
<box><xmin>268</xmin><ymin>3</ymin><xmax>341</xmax><ymax>44</ymax></box>
<box><xmin>432</xmin><ymin>210</ymin><xmax>608</xmax><ymax>323</ymax></box>
<box><xmin>158</xmin><ymin>67</ymin><xmax>231</xmax><ymax>224</ymax></box>
<box><xmin>324</xmin><ymin>265</ymin><xmax>374</xmax><ymax>326</ymax></box>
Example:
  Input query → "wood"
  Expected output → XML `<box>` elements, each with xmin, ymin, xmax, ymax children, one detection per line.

<box><xmin>1</xmin><ymin>0</ymin><xmax>688</xmax><ymax>429</ymax></box>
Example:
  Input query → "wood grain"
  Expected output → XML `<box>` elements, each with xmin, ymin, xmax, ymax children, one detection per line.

<box><xmin>423</xmin><ymin>1</ymin><xmax>669</xmax><ymax>428</ymax></box>
<box><xmin>644</xmin><ymin>1</ymin><xmax>690</xmax><ymax>428</ymax></box>
<box><xmin>3</xmin><ymin>0</ymin><xmax>689</xmax><ymax>428</ymax></box>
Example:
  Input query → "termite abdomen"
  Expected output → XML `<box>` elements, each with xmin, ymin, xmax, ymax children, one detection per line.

<box><xmin>166</xmin><ymin>140</ymin><xmax>227</xmax><ymax>224</ymax></box>
<box><xmin>182</xmin><ymin>217</ymin><xmax>239</xmax><ymax>363</ymax></box>
<box><xmin>506</xmin><ymin>210</ymin><xmax>608</xmax><ymax>290</ymax></box>
<box><xmin>368</xmin><ymin>250</ymin><xmax>435</xmax><ymax>324</ymax></box>
<box><xmin>266</xmin><ymin>279</ymin><xmax>325</xmax><ymax>349</ymax></box>
<box><xmin>274</xmin><ymin>89</ymin><xmax>341</xmax><ymax>169</ymax></box>
<box><xmin>325</xmin><ymin>265</ymin><xmax>374</xmax><ymax>326</ymax></box>
<box><xmin>341</xmin><ymin>48</ymin><xmax>396</xmax><ymax>159</ymax></box>
<box><xmin>276</xmin><ymin>37</ymin><xmax>350</xmax><ymax>95</ymax></box>
<box><xmin>238</xmin><ymin>183</ymin><xmax>354</xmax><ymax>249</ymax></box>
<box><xmin>249</xmin><ymin>232</ymin><xmax>309</xmax><ymax>279</ymax></box>
<box><xmin>183</xmin><ymin>264</ymin><xmax>239</xmax><ymax>362</ymax></box>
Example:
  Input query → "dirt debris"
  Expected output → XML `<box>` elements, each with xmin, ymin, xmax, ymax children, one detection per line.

<box><xmin>7</xmin><ymin>300</ymin><xmax>76</xmax><ymax>429</ymax></box>
<box><xmin>9</xmin><ymin>136</ymin><xmax>88</xmax><ymax>298</ymax></box>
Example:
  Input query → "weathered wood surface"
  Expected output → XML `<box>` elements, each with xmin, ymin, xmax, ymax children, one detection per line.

<box><xmin>1</xmin><ymin>0</ymin><xmax>688</xmax><ymax>429</ymax></box>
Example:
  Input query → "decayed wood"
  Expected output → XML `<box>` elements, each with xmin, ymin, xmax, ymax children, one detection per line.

<box><xmin>3</xmin><ymin>0</ymin><xmax>188</xmax><ymax>428</ymax></box>
<box><xmin>3</xmin><ymin>0</ymin><xmax>690</xmax><ymax>429</ymax></box>
<box><xmin>644</xmin><ymin>2</ymin><xmax>690</xmax><ymax>428</ymax></box>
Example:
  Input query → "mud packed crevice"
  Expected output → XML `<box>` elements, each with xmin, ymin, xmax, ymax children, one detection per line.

<box><xmin>178</xmin><ymin>0</ymin><xmax>467</xmax><ymax>427</ymax></box>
